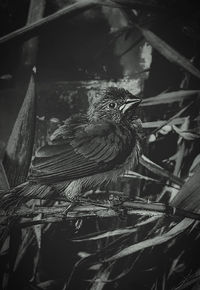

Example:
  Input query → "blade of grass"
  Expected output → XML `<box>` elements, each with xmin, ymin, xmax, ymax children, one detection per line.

<box><xmin>89</xmin><ymin>263</ymin><xmax>113</xmax><ymax>290</ymax></box>
<box><xmin>141</xmin><ymin>90</ymin><xmax>199</xmax><ymax>106</ymax></box>
<box><xmin>0</xmin><ymin>161</ymin><xmax>10</xmax><ymax>192</ymax></box>
<box><xmin>73</xmin><ymin>216</ymin><xmax>159</xmax><ymax>242</ymax></box>
<box><xmin>173</xmin><ymin>117</ymin><xmax>189</xmax><ymax>177</ymax></box>
<box><xmin>142</xmin><ymin>118</ymin><xmax>186</xmax><ymax>129</ymax></box>
<box><xmin>13</xmin><ymin>228</ymin><xmax>34</xmax><ymax>271</ymax></box>
<box><xmin>139</xmin><ymin>155</ymin><xmax>184</xmax><ymax>186</ymax></box>
<box><xmin>104</xmin><ymin>218</ymin><xmax>193</xmax><ymax>262</ymax></box>
<box><xmin>150</xmin><ymin>102</ymin><xmax>193</xmax><ymax>136</ymax></box>
<box><xmin>170</xmin><ymin>165</ymin><xmax>200</xmax><ymax>213</ymax></box>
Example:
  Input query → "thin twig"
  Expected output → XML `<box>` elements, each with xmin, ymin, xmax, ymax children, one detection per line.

<box><xmin>1</xmin><ymin>200</ymin><xmax>200</xmax><ymax>223</ymax></box>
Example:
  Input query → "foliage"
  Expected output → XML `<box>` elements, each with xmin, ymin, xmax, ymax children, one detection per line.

<box><xmin>0</xmin><ymin>1</ymin><xmax>200</xmax><ymax>290</ymax></box>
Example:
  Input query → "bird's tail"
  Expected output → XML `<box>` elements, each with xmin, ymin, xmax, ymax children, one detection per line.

<box><xmin>0</xmin><ymin>182</ymin><xmax>54</xmax><ymax>211</ymax></box>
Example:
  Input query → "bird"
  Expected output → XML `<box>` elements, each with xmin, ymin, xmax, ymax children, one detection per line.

<box><xmin>1</xmin><ymin>87</ymin><xmax>142</xmax><ymax>209</ymax></box>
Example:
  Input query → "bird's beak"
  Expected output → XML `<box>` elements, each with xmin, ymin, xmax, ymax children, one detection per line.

<box><xmin>119</xmin><ymin>97</ymin><xmax>142</xmax><ymax>114</ymax></box>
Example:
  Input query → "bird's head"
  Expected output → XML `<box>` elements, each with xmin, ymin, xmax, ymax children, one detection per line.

<box><xmin>87</xmin><ymin>87</ymin><xmax>141</xmax><ymax>123</ymax></box>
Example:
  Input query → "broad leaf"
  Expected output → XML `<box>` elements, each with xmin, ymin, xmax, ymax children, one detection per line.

<box><xmin>3</xmin><ymin>72</ymin><xmax>36</xmax><ymax>187</ymax></box>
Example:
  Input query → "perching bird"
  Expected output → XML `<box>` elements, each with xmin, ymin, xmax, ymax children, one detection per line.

<box><xmin>2</xmin><ymin>87</ymin><xmax>142</xmax><ymax>208</ymax></box>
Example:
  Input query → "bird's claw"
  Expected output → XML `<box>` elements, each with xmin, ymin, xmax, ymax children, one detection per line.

<box><xmin>63</xmin><ymin>200</ymin><xmax>78</xmax><ymax>215</ymax></box>
<box><xmin>111</xmin><ymin>198</ymin><xmax>128</xmax><ymax>220</ymax></box>
<box><xmin>113</xmin><ymin>204</ymin><xmax>128</xmax><ymax>220</ymax></box>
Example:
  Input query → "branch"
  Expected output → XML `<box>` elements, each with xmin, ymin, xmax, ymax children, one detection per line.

<box><xmin>0</xmin><ymin>0</ymin><xmax>98</xmax><ymax>46</ymax></box>
<box><xmin>0</xmin><ymin>0</ymin><xmax>167</xmax><ymax>47</ymax></box>
<box><xmin>1</xmin><ymin>200</ymin><xmax>200</xmax><ymax>228</ymax></box>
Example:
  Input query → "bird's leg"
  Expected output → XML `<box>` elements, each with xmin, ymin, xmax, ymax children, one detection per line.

<box><xmin>108</xmin><ymin>192</ymin><xmax>129</xmax><ymax>220</ymax></box>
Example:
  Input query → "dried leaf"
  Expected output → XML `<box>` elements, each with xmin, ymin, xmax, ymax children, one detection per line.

<box><xmin>139</xmin><ymin>27</ymin><xmax>200</xmax><ymax>79</ymax></box>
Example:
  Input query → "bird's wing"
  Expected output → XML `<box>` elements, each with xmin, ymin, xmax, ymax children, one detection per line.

<box><xmin>30</xmin><ymin>120</ymin><xmax>135</xmax><ymax>184</ymax></box>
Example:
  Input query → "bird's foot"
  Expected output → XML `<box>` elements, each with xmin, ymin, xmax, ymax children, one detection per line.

<box><xmin>113</xmin><ymin>203</ymin><xmax>128</xmax><ymax>220</ymax></box>
<box><xmin>63</xmin><ymin>200</ymin><xmax>78</xmax><ymax>215</ymax></box>
<box><xmin>109</xmin><ymin>196</ymin><xmax>128</xmax><ymax>220</ymax></box>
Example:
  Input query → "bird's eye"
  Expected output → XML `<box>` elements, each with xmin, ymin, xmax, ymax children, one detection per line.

<box><xmin>108</xmin><ymin>102</ymin><xmax>117</xmax><ymax>109</ymax></box>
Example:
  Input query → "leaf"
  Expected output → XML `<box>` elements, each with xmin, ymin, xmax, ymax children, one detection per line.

<box><xmin>139</xmin><ymin>155</ymin><xmax>184</xmax><ymax>186</ymax></box>
<box><xmin>172</xmin><ymin>125</ymin><xmax>200</xmax><ymax>140</ymax></box>
<box><xmin>167</xmin><ymin>251</ymin><xmax>184</xmax><ymax>278</ymax></box>
<box><xmin>0</xmin><ymin>161</ymin><xmax>10</xmax><ymax>192</ymax></box>
<box><xmin>173</xmin><ymin>117</ymin><xmax>189</xmax><ymax>175</ymax></box>
<box><xmin>2</xmin><ymin>268</ymin><xmax>9</xmax><ymax>290</ymax></box>
<box><xmin>30</xmin><ymin>247</ymin><xmax>40</xmax><ymax>283</ymax></box>
<box><xmin>175</xmin><ymin>269</ymin><xmax>200</xmax><ymax>290</ymax></box>
<box><xmin>189</xmin><ymin>154</ymin><xmax>200</xmax><ymax>175</ymax></box>
<box><xmin>170</xmin><ymin>165</ymin><xmax>200</xmax><ymax>213</ymax></box>
<box><xmin>37</xmin><ymin>280</ymin><xmax>58</xmax><ymax>290</ymax></box>
<box><xmin>89</xmin><ymin>264</ymin><xmax>111</xmax><ymax>290</ymax></box>
<box><xmin>33</xmin><ymin>214</ymin><xmax>42</xmax><ymax>249</ymax></box>
<box><xmin>150</xmin><ymin>102</ymin><xmax>193</xmax><ymax>137</ymax></box>
<box><xmin>73</xmin><ymin>227</ymin><xmax>137</xmax><ymax>242</ymax></box>
<box><xmin>0</xmin><ymin>236</ymin><xmax>10</xmax><ymax>256</ymax></box>
<box><xmin>77</xmin><ymin>252</ymin><xmax>90</xmax><ymax>258</ymax></box>
<box><xmin>139</xmin><ymin>27</ymin><xmax>200</xmax><ymax>79</ymax></box>
<box><xmin>142</xmin><ymin>118</ymin><xmax>186</xmax><ymax>128</ymax></box>
<box><xmin>14</xmin><ymin>228</ymin><xmax>34</xmax><ymax>271</ymax></box>
<box><xmin>104</xmin><ymin>218</ymin><xmax>193</xmax><ymax>262</ymax></box>
<box><xmin>141</xmin><ymin>90</ymin><xmax>199</xmax><ymax>106</ymax></box>
<box><xmin>73</xmin><ymin>216</ymin><xmax>159</xmax><ymax>241</ymax></box>
<box><xmin>3</xmin><ymin>72</ymin><xmax>36</xmax><ymax>187</ymax></box>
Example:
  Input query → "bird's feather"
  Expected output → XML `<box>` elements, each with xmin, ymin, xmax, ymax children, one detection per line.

<box><xmin>29</xmin><ymin>119</ymin><xmax>136</xmax><ymax>184</ymax></box>
<box><xmin>0</xmin><ymin>87</ymin><xmax>142</xmax><ymax>209</ymax></box>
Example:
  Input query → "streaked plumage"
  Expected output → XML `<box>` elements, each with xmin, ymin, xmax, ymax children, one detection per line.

<box><xmin>2</xmin><ymin>87</ymin><xmax>142</xmax><ymax>207</ymax></box>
